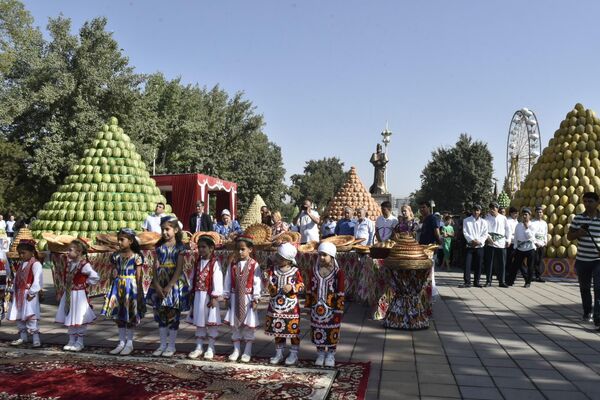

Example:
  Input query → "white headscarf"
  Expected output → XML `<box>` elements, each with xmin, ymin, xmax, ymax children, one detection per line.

<box><xmin>317</xmin><ymin>242</ymin><xmax>337</xmax><ymax>258</ymax></box>
<box><xmin>277</xmin><ymin>242</ymin><xmax>297</xmax><ymax>265</ymax></box>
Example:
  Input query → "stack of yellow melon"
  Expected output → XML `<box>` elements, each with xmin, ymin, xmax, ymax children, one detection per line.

<box><xmin>512</xmin><ymin>103</ymin><xmax>600</xmax><ymax>259</ymax></box>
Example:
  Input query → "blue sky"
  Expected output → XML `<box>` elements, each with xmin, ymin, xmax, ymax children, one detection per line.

<box><xmin>22</xmin><ymin>0</ymin><xmax>600</xmax><ymax>197</ymax></box>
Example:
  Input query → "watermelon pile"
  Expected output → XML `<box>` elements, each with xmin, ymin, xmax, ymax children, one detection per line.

<box><xmin>31</xmin><ymin>117</ymin><xmax>170</xmax><ymax>241</ymax></box>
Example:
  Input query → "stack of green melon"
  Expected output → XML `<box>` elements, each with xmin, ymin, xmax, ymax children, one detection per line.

<box><xmin>511</xmin><ymin>103</ymin><xmax>600</xmax><ymax>259</ymax></box>
<box><xmin>30</xmin><ymin>117</ymin><xmax>170</xmax><ymax>242</ymax></box>
<box><xmin>497</xmin><ymin>191</ymin><xmax>510</xmax><ymax>208</ymax></box>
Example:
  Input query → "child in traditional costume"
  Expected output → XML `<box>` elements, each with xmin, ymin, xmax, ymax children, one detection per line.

<box><xmin>7</xmin><ymin>240</ymin><xmax>43</xmax><ymax>347</ymax></box>
<box><xmin>305</xmin><ymin>242</ymin><xmax>345</xmax><ymax>367</ymax></box>
<box><xmin>265</xmin><ymin>242</ymin><xmax>304</xmax><ymax>365</ymax></box>
<box><xmin>101</xmin><ymin>228</ymin><xmax>146</xmax><ymax>356</ymax></box>
<box><xmin>186</xmin><ymin>234</ymin><xmax>222</xmax><ymax>360</ymax></box>
<box><xmin>55</xmin><ymin>239</ymin><xmax>99</xmax><ymax>352</ymax></box>
<box><xmin>223</xmin><ymin>235</ymin><xmax>262</xmax><ymax>363</ymax></box>
<box><xmin>146</xmin><ymin>216</ymin><xmax>190</xmax><ymax>357</ymax></box>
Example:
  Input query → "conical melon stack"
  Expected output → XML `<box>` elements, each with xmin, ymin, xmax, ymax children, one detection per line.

<box><xmin>30</xmin><ymin>117</ymin><xmax>170</xmax><ymax>242</ymax></box>
<box><xmin>512</xmin><ymin>103</ymin><xmax>600</xmax><ymax>259</ymax></box>
<box><xmin>325</xmin><ymin>166</ymin><xmax>382</xmax><ymax>221</ymax></box>
<box><xmin>240</xmin><ymin>194</ymin><xmax>266</xmax><ymax>230</ymax></box>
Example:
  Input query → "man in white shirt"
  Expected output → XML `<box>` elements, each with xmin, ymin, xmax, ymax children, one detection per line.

<box><xmin>460</xmin><ymin>204</ymin><xmax>488</xmax><ymax>288</ymax></box>
<box><xmin>296</xmin><ymin>199</ymin><xmax>320</xmax><ymax>243</ymax></box>
<box><xmin>530</xmin><ymin>206</ymin><xmax>548</xmax><ymax>283</ymax></box>
<box><xmin>142</xmin><ymin>203</ymin><xmax>165</xmax><ymax>233</ymax></box>
<box><xmin>375</xmin><ymin>201</ymin><xmax>398</xmax><ymax>242</ymax></box>
<box><xmin>507</xmin><ymin>208</ymin><xmax>537</xmax><ymax>287</ymax></box>
<box><xmin>0</xmin><ymin>215</ymin><xmax>5</xmax><ymax>233</ymax></box>
<box><xmin>484</xmin><ymin>202</ymin><xmax>511</xmax><ymax>288</ymax></box>
<box><xmin>354</xmin><ymin>207</ymin><xmax>375</xmax><ymax>245</ymax></box>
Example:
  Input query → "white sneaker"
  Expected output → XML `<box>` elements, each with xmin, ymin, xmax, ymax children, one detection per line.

<box><xmin>324</xmin><ymin>352</ymin><xmax>335</xmax><ymax>367</ymax></box>
<box><xmin>120</xmin><ymin>342</ymin><xmax>133</xmax><ymax>356</ymax></box>
<box><xmin>32</xmin><ymin>340</ymin><xmax>41</xmax><ymax>348</ymax></box>
<box><xmin>314</xmin><ymin>352</ymin><xmax>325</xmax><ymax>367</ymax></box>
<box><xmin>152</xmin><ymin>346</ymin><xmax>166</xmax><ymax>357</ymax></box>
<box><xmin>161</xmin><ymin>347</ymin><xmax>175</xmax><ymax>357</ymax></box>
<box><xmin>270</xmin><ymin>351</ymin><xmax>284</xmax><ymax>365</ymax></box>
<box><xmin>240</xmin><ymin>353</ymin><xmax>251</xmax><ymax>363</ymax></box>
<box><xmin>228</xmin><ymin>350</ymin><xmax>240</xmax><ymax>362</ymax></box>
<box><xmin>203</xmin><ymin>348</ymin><xmax>214</xmax><ymax>360</ymax></box>
<box><xmin>63</xmin><ymin>344</ymin><xmax>75</xmax><ymax>351</ymax></box>
<box><xmin>285</xmin><ymin>352</ymin><xmax>298</xmax><ymax>366</ymax></box>
<box><xmin>110</xmin><ymin>342</ymin><xmax>125</xmax><ymax>355</ymax></box>
<box><xmin>188</xmin><ymin>347</ymin><xmax>203</xmax><ymax>359</ymax></box>
<box><xmin>10</xmin><ymin>338</ymin><xmax>25</xmax><ymax>346</ymax></box>
<box><xmin>71</xmin><ymin>342</ymin><xmax>84</xmax><ymax>352</ymax></box>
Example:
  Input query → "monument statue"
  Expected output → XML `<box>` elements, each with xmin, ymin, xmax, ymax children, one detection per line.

<box><xmin>369</xmin><ymin>143</ymin><xmax>389</xmax><ymax>195</ymax></box>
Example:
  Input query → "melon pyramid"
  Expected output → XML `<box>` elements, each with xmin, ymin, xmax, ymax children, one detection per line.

<box><xmin>325</xmin><ymin>166</ymin><xmax>382</xmax><ymax>221</ymax></box>
<box><xmin>240</xmin><ymin>194</ymin><xmax>267</xmax><ymax>229</ymax></box>
<box><xmin>511</xmin><ymin>103</ymin><xmax>600</xmax><ymax>259</ymax></box>
<box><xmin>30</xmin><ymin>117</ymin><xmax>170</xmax><ymax>241</ymax></box>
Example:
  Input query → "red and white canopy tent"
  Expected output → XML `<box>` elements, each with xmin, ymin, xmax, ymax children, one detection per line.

<box><xmin>151</xmin><ymin>173</ymin><xmax>237</xmax><ymax>231</ymax></box>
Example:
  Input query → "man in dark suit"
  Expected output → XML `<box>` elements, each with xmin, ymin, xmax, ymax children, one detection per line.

<box><xmin>189</xmin><ymin>201</ymin><xmax>212</xmax><ymax>233</ymax></box>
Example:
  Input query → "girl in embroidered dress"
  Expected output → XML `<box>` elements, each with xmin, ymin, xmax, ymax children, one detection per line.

<box><xmin>305</xmin><ymin>242</ymin><xmax>345</xmax><ymax>367</ymax></box>
<box><xmin>265</xmin><ymin>242</ymin><xmax>304</xmax><ymax>366</ymax></box>
<box><xmin>7</xmin><ymin>240</ymin><xmax>43</xmax><ymax>347</ymax></box>
<box><xmin>186</xmin><ymin>235</ymin><xmax>223</xmax><ymax>360</ymax></box>
<box><xmin>146</xmin><ymin>216</ymin><xmax>190</xmax><ymax>357</ymax></box>
<box><xmin>223</xmin><ymin>235</ymin><xmax>262</xmax><ymax>363</ymax></box>
<box><xmin>101</xmin><ymin>228</ymin><xmax>146</xmax><ymax>356</ymax></box>
<box><xmin>55</xmin><ymin>240</ymin><xmax>99</xmax><ymax>352</ymax></box>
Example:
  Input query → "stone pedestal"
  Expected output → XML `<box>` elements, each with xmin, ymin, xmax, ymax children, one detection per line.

<box><xmin>371</xmin><ymin>193</ymin><xmax>392</xmax><ymax>207</ymax></box>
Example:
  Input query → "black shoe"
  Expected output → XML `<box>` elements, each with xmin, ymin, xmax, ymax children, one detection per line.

<box><xmin>474</xmin><ymin>283</ymin><xmax>483</xmax><ymax>288</ymax></box>
<box><xmin>524</xmin><ymin>283</ymin><xmax>531</xmax><ymax>288</ymax></box>
<box><xmin>534</xmin><ymin>277</ymin><xmax>545</xmax><ymax>283</ymax></box>
<box><xmin>499</xmin><ymin>283</ymin><xmax>509</xmax><ymax>288</ymax></box>
<box><xmin>583</xmin><ymin>313</ymin><xmax>593</xmax><ymax>323</ymax></box>
<box><xmin>485</xmin><ymin>282</ymin><xmax>492</xmax><ymax>287</ymax></box>
<box><xmin>458</xmin><ymin>283</ymin><xmax>471</xmax><ymax>288</ymax></box>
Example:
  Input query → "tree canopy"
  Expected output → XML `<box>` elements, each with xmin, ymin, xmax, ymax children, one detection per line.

<box><xmin>0</xmin><ymin>0</ymin><xmax>285</xmax><ymax>216</ymax></box>
<box><xmin>289</xmin><ymin>157</ymin><xmax>348</xmax><ymax>213</ymax></box>
<box><xmin>417</xmin><ymin>133</ymin><xmax>494</xmax><ymax>213</ymax></box>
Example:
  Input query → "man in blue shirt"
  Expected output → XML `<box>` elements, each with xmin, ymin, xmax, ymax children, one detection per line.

<box><xmin>334</xmin><ymin>206</ymin><xmax>356</xmax><ymax>235</ymax></box>
<box><xmin>418</xmin><ymin>201</ymin><xmax>441</xmax><ymax>245</ymax></box>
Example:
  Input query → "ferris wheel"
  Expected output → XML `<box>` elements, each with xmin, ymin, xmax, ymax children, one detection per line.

<box><xmin>506</xmin><ymin>108</ymin><xmax>542</xmax><ymax>195</ymax></box>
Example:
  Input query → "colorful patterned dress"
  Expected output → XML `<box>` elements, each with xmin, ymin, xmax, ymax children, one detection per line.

<box><xmin>264</xmin><ymin>266</ymin><xmax>304</xmax><ymax>338</ymax></box>
<box><xmin>101</xmin><ymin>253</ymin><xmax>146</xmax><ymax>325</ymax></box>
<box><xmin>146</xmin><ymin>243</ymin><xmax>190</xmax><ymax>329</ymax></box>
<box><xmin>305</xmin><ymin>262</ymin><xmax>345</xmax><ymax>351</ymax></box>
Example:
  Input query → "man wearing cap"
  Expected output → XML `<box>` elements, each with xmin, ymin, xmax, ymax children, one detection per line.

<box><xmin>460</xmin><ymin>204</ymin><xmax>488</xmax><ymax>288</ymax></box>
<box><xmin>296</xmin><ymin>199</ymin><xmax>320</xmax><ymax>244</ymax></box>
<box><xmin>505</xmin><ymin>206</ymin><xmax>522</xmax><ymax>280</ymax></box>
<box><xmin>567</xmin><ymin>191</ymin><xmax>600</xmax><ymax>328</ymax></box>
<box><xmin>530</xmin><ymin>206</ymin><xmax>548</xmax><ymax>283</ymax></box>
<box><xmin>334</xmin><ymin>206</ymin><xmax>356</xmax><ymax>236</ymax></box>
<box><xmin>507</xmin><ymin>208</ymin><xmax>537</xmax><ymax>287</ymax></box>
<box><xmin>189</xmin><ymin>201</ymin><xmax>212</xmax><ymax>234</ymax></box>
<box><xmin>484</xmin><ymin>202</ymin><xmax>510</xmax><ymax>287</ymax></box>
<box><xmin>143</xmin><ymin>203</ymin><xmax>166</xmax><ymax>233</ymax></box>
<box><xmin>213</xmin><ymin>209</ymin><xmax>242</xmax><ymax>240</ymax></box>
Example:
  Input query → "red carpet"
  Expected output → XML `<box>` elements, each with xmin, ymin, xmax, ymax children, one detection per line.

<box><xmin>0</xmin><ymin>345</ymin><xmax>370</xmax><ymax>400</ymax></box>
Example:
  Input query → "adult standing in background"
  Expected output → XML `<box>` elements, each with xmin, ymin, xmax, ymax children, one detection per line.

<box><xmin>375</xmin><ymin>201</ymin><xmax>398</xmax><ymax>242</ymax></box>
<box><xmin>0</xmin><ymin>215</ymin><xmax>5</xmax><ymax>233</ymax></box>
<box><xmin>270</xmin><ymin>211</ymin><xmax>289</xmax><ymax>237</ymax></box>
<box><xmin>6</xmin><ymin>215</ymin><xmax>15</xmax><ymax>239</ymax></box>
<box><xmin>505</xmin><ymin>207</ymin><xmax>520</xmax><ymax>280</ymax></box>
<box><xmin>460</xmin><ymin>204</ymin><xmax>488</xmax><ymax>288</ymax></box>
<box><xmin>321</xmin><ymin>213</ymin><xmax>337</xmax><ymax>239</ymax></box>
<box><xmin>261</xmin><ymin>206</ymin><xmax>273</xmax><ymax>226</ymax></box>
<box><xmin>567</xmin><ymin>192</ymin><xmax>600</xmax><ymax>328</ymax></box>
<box><xmin>142</xmin><ymin>203</ymin><xmax>166</xmax><ymax>233</ymax></box>
<box><xmin>334</xmin><ymin>207</ymin><xmax>356</xmax><ymax>236</ymax></box>
<box><xmin>213</xmin><ymin>209</ymin><xmax>242</xmax><ymax>240</ymax></box>
<box><xmin>395</xmin><ymin>205</ymin><xmax>417</xmax><ymax>237</ymax></box>
<box><xmin>189</xmin><ymin>201</ymin><xmax>212</xmax><ymax>233</ymax></box>
<box><xmin>418</xmin><ymin>201</ymin><xmax>441</xmax><ymax>245</ymax></box>
<box><xmin>530</xmin><ymin>206</ymin><xmax>547</xmax><ymax>283</ymax></box>
<box><xmin>508</xmin><ymin>208</ymin><xmax>537</xmax><ymax>288</ymax></box>
<box><xmin>296</xmin><ymin>199</ymin><xmax>320</xmax><ymax>244</ymax></box>
<box><xmin>484</xmin><ymin>202</ymin><xmax>510</xmax><ymax>288</ymax></box>
<box><xmin>354</xmin><ymin>207</ymin><xmax>375</xmax><ymax>245</ymax></box>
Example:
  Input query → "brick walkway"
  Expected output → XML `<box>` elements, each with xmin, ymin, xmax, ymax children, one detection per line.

<box><xmin>1</xmin><ymin>269</ymin><xmax>599</xmax><ymax>399</ymax></box>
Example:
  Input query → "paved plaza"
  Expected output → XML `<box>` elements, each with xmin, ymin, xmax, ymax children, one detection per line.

<box><xmin>1</xmin><ymin>269</ymin><xmax>600</xmax><ymax>399</ymax></box>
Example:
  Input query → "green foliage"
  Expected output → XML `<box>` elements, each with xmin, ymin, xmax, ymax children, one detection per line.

<box><xmin>0</xmin><ymin>1</ymin><xmax>286</xmax><ymax>216</ymax></box>
<box><xmin>418</xmin><ymin>133</ymin><xmax>494</xmax><ymax>213</ymax></box>
<box><xmin>289</xmin><ymin>157</ymin><xmax>348</xmax><ymax>213</ymax></box>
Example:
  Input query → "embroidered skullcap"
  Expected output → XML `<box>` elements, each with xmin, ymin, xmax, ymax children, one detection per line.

<box><xmin>489</xmin><ymin>201</ymin><xmax>499</xmax><ymax>208</ymax></box>
<box><xmin>318</xmin><ymin>242</ymin><xmax>337</xmax><ymax>258</ymax></box>
<box><xmin>17</xmin><ymin>239</ymin><xmax>37</xmax><ymax>252</ymax></box>
<box><xmin>236</xmin><ymin>234</ymin><xmax>254</xmax><ymax>245</ymax></box>
<box><xmin>522</xmin><ymin>207</ymin><xmax>532</xmax><ymax>215</ymax></box>
<box><xmin>118</xmin><ymin>228</ymin><xmax>139</xmax><ymax>242</ymax></box>
<box><xmin>221</xmin><ymin>209</ymin><xmax>231</xmax><ymax>216</ymax></box>
<box><xmin>198</xmin><ymin>234</ymin><xmax>215</xmax><ymax>247</ymax></box>
<box><xmin>535</xmin><ymin>206</ymin><xmax>543</xmax><ymax>212</ymax></box>
<box><xmin>277</xmin><ymin>242</ymin><xmax>297</xmax><ymax>265</ymax></box>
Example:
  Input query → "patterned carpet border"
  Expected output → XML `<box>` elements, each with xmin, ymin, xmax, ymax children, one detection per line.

<box><xmin>0</xmin><ymin>343</ymin><xmax>370</xmax><ymax>400</ymax></box>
